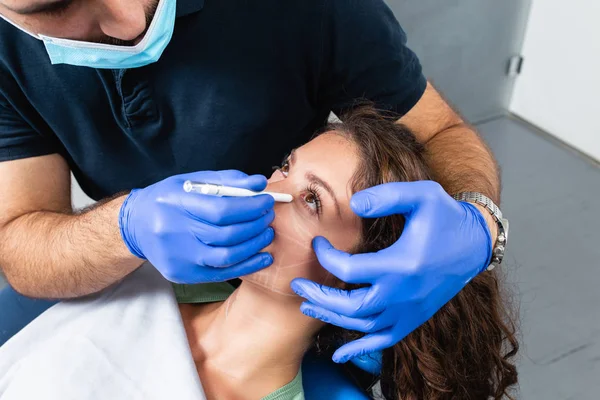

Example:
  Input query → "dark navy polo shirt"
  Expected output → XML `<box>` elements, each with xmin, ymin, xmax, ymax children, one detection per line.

<box><xmin>0</xmin><ymin>0</ymin><xmax>426</xmax><ymax>201</ymax></box>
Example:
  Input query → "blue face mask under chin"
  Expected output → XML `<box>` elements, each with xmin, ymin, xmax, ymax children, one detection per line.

<box><xmin>0</xmin><ymin>0</ymin><xmax>177</xmax><ymax>69</ymax></box>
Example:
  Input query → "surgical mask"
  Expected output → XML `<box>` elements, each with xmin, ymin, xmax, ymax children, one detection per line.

<box><xmin>0</xmin><ymin>0</ymin><xmax>177</xmax><ymax>69</ymax></box>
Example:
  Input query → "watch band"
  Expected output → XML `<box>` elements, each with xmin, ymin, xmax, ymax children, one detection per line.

<box><xmin>452</xmin><ymin>192</ymin><xmax>508</xmax><ymax>271</ymax></box>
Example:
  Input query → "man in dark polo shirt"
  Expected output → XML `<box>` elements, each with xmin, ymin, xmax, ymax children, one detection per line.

<box><xmin>0</xmin><ymin>0</ymin><xmax>506</xmax><ymax>396</ymax></box>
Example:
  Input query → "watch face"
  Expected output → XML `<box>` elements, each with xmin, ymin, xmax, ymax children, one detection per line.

<box><xmin>501</xmin><ymin>219</ymin><xmax>509</xmax><ymax>240</ymax></box>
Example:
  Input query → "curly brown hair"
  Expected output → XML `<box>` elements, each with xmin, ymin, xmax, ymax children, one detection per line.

<box><xmin>314</xmin><ymin>106</ymin><xmax>519</xmax><ymax>399</ymax></box>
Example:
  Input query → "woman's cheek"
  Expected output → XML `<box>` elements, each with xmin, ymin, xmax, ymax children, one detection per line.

<box><xmin>241</xmin><ymin>200</ymin><xmax>332</xmax><ymax>294</ymax></box>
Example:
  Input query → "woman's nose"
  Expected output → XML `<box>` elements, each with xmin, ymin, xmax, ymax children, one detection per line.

<box><xmin>266</xmin><ymin>174</ymin><xmax>290</xmax><ymax>194</ymax></box>
<box><xmin>265</xmin><ymin>176</ymin><xmax>295</xmax><ymax>215</ymax></box>
<box><xmin>96</xmin><ymin>0</ymin><xmax>148</xmax><ymax>42</ymax></box>
<box><xmin>265</xmin><ymin>180</ymin><xmax>291</xmax><ymax>232</ymax></box>
<box><xmin>267</xmin><ymin>169</ymin><xmax>286</xmax><ymax>185</ymax></box>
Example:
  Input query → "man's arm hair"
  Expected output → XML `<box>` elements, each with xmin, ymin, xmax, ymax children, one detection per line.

<box><xmin>399</xmin><ymin>81</ymin><xmax>500</xmax><ymax>239</ymax></box>
<box><xmin>0</xmin><ymin>154</ymin><xmax>142</xmax><ymax>299</ymax></box>
<box><xmin>399</xmin><ymin>82</ymin><xmax>500</xmax><ymax>202</ymax></box>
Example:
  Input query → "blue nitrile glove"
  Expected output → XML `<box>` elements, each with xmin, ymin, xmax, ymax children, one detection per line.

<box><xmin>302</xmin><ymin>352</ymin><xmax>370</xmax><ymax>400</ymax></box>
<box><xmin>291</xmin><ymin>181</ymin><xmax>493</xmax><ymax>364</ymax></box>
<box><xmin>119</xmin><ymin>170</ymin><xmax>275</xmax><ymax>284</ymax></box>
<box><xmin>349</xmin><ymin>352</ymin><xmax>382</xmax><ymax>375</ymax></box>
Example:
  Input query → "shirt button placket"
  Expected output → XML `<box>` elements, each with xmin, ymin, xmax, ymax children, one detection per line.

<box><xmin>112</xmin><ymin>68</ymin><xmax>159</xmax><ymax>132</ymax></box>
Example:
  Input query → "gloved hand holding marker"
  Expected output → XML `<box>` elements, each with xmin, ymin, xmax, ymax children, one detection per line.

<box><xmin>119</xmin><ymin>170</ymin><xmax>281</xmax><ymax>284</ymax></box>
<box><xmin>183</xmin><ymin>181</ymin><xmax>293</xmax><ymax>203</ymax></box>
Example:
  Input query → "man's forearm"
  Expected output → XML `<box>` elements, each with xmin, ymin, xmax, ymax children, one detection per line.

<box><xmin>0</xmin><ymin>195</ymin><xmax>142</xmax><ymax>299</ymax></box>
<box><xmin>424</xmin><ymin>122</ymin><xmax>500</xmax><ymax>203</ymax></box>
<box><xmin>423</xmin><ymin>122</ymin><xmax>500</xmax><ymax>241</ymax></box>
<box><xmin>398</xmin><ymin>83</ymin><xmax>500</xmax><ymax>203</ymax></box>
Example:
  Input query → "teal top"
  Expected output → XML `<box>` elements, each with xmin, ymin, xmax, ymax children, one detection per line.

<box><xmin>172</xmin><ymin>283</ymin><xmax>305</xmax><ymax>400</ymax></box>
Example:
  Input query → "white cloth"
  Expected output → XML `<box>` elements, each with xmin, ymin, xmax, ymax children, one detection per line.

<box><xmin>0</xmin><ymin>264</ymin><xmax>206</xmax><ymax>400</ymax></box>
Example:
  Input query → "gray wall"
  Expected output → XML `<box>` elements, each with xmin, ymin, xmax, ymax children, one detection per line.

<box><xmin>387</xmin><ymin>0</ymin><xmax>531</xmax><ymax>123</ymax></box>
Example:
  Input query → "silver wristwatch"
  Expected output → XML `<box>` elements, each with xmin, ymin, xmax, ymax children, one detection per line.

<box><xmin>452</xmin><ymin>192</ymin><xmax>509</xmax><ymax>271</ymax></box>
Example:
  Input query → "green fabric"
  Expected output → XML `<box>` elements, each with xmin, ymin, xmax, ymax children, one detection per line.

<box><xmin>261</xmin><ymin>371</ymin><xmax>304</xmax><ymax>400</ymax></box>
<box><xmin>172</xmin><ymin>282</ymin><xmax>235</xmax><ymax>304</ymax></box>
<box><xmin>173</xmin><ymin>283</ymin><xmax>305</xmax><ymax>400</ymax></box>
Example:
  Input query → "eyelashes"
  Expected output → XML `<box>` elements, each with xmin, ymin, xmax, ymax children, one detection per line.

<box><xmin>272</xmin><ymin>155</ymin><xmax>290</xmax><ymax>177</ymax></box>
<box><xmin>274</xmin><ymin>159</ymin><xmax>322</xmax><ymax>217</ymax></box>
<box><xmin>302</xmin><ymin>183</ymin><xmax>323</xmax><ymax>217</ymax></box>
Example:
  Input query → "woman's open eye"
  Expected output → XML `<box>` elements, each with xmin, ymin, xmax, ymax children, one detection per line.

<box><xmin>279</xmin><ymin>161</ymin><xmax>290</xmax><ymax>177</ymax></box>
<box><xmin>272</xmin><ymin>157</ymin><xmax>290</xmax><ymax>178</ymax></box>
<box><xmin>301</xmin><ymin>186</ymin><xmax>322</xmax><ymax>216</ymax></box>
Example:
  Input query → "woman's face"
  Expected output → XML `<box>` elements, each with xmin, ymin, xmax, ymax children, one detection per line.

<box><xmin>242</xmin><ymin>133</ymin><xmax>363</xmax><ymax>295</ymax></box>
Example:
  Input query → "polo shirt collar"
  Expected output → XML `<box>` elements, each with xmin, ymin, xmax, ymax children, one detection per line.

<box><xmin>176</xmin><ymin>0</ymin><xmax>205</xmax><ymax>17</ymax></box>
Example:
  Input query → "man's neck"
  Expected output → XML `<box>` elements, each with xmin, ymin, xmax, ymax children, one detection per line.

<box><xmin>180</xmin><ymin>281</ymin><xmax>322</xmax><ymax>400</ymax></box>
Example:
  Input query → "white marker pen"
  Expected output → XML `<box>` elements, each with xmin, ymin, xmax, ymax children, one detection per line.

<box><xmin>183</xmin><ymin>181</ymin><xmax>293</xmax><ymax>203</ymax></box>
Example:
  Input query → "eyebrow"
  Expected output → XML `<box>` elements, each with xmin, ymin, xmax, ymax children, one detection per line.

<box><xmin>290</xmin><ymin>150</ymin><xmax>342</xmax><ymax>218</ymax></box>
<box><xmin>6</xmin><ymin>0</ymin><xmax>72</xmax><ymax>15</ymax></box>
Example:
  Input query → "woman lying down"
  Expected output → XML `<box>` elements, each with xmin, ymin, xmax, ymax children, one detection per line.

<box><xmin>0</xmin><ymin>107</ymin><xmax>519</xmax><ymax>400</ymax></box>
